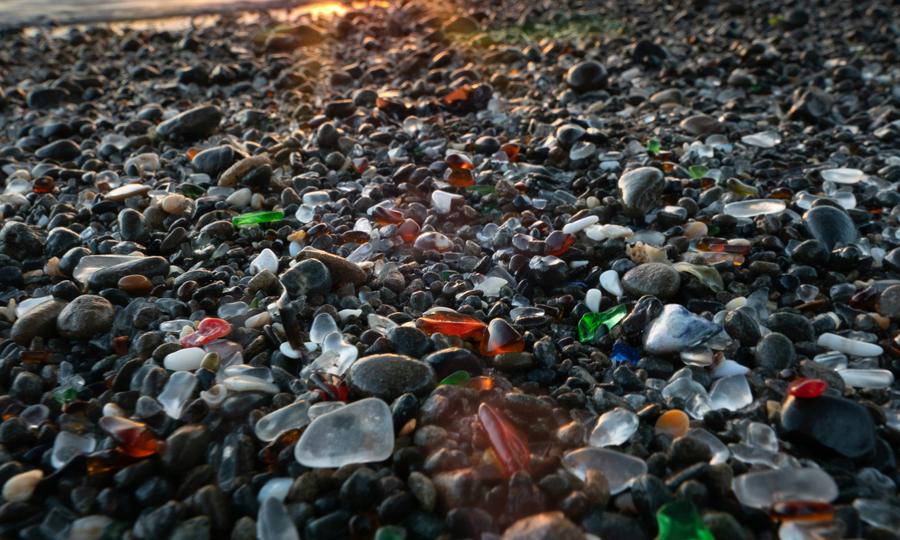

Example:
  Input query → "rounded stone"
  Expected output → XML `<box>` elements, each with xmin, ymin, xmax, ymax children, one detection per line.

<box><xmin>618</xmin><ymin>167</ymin><xmax>665</xmax><ymax>215</ymax></box>
<box><xmin>0</xmin><ymin>222</ymin><xmax>43</xmax><ymax>258</ymax></box>
<box><xmin>387</xmin><ymin>326</ymin><xmax>431</xmax><ymax>358</ymax></box>
<box><xmin>565</xmin><ymin>61</ymin><xmax>608</xmax><ymax>92</ymax></box>
<box><xmin>755</xmin><ymin>332</ymin><xmax>796</xmax><ymax>370</ymax></box>
<box><xmin>878</xmin><ymin>285</ymin><xmax>900</xmax><ymax>320</ymax></box>
<box><xmin>348</xmin><ymin>354</ymin><xmax>436</xmax><ymax>401</ymax></box>
<box><xmin>802</xmin><ymin>205</ymin><xmax>858</xmax><ymax>249</ymax></box>
<box><xmin>724</xmin><ymin>308</ymin><xmax>761</xmax><ymax>345</ymax></box>
<box><xmin>279</xmin><ymin>259</ymin><xmax>332</xmax><ymax>299</ymax></box>
<box><xmin>57</xmin><ymin>295</ymin><xmax>115</xmax><ymax>339</ymax></box>
<box><xmin>502</xmin><ymin>512</ymin><xmax>585</xmax><ymax>540</ymax></box>
<box><xmin>622</xmin><ymin>263</ymin><xmax>681</xmax><ymax>299</ymax></box>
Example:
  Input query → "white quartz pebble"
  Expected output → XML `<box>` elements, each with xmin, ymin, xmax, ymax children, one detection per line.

<box><xmin>599</xmin><ymin>270</ymin><xmax>623</xmax><ymax>296</ymax></box>
<box><xmin>585</xmin><ymin>288</ymin><xmax>602</xmax><ymax>312</ymax></box>
<box><xmin>163</xmin><ymin>347</ymin><xmax>206</xmax><ymax>371</ymax></box>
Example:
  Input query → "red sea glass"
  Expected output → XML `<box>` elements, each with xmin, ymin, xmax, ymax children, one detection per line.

<box><xmin>99</xmin><ymin>416</ymin><xmax>161</xmax><ymax>458</ymax></box>
<box><xmin>397</xmin><ymin>219</ymin><xmax>421</xmax><ymax>243</ymax></box>
<box><xmin>180</xmin><ymin>317</ymin><xmax>232</xmax><ymax>347</ymax></box>
<box><xmin>545</xmin><ymin>231</ymin><xmax>574</xmax><ymax>256</ymax></box>
<box><xmin>446</xmin><ymin>168</ymin><xmax>475</xmax><ymax>188</ymax></box>
<box><xmin>33</xmin><ymin>177</ymin><xmax>55</xmax><ymax>194</ymax></box>
<box><xmin>416</xmin><ymin>311</ymin><xmax>487</xmax><ymax>339</ymax></box>
<box><xmin>445</xmin><ymin>153</ymin><xmax>474</xmax><ymax>171</ymax></box>
<box><xmin>480</xmin><ymin>319</ymin><xmax>525</xmax><ymax>356</ymax></box>
<box><xmin>787</xmin><ymin>378</ymin><xmax>827</xmax><ymax>399</ymax></box>
<box><xmin>478</xmin><ymin>403</ymin><xmax>529</xmax><ymax>476</ymax></box>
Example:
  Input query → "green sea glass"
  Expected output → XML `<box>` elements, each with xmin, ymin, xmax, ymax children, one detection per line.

<box><xmin>439</xmin><ymin>370</ymin><xmax>471</xmax><ymax>386</ymax></box>
<box><xmin>232</xmin><ymin>210</ymin><xmax>285</xmax><ymax>227</ymax></box>
<box><xmin>374</xmin><ymin>526</ymin><xmax>406</xmax><ymax>540</ymax></box>
<box><xmin>647</xmin><ymin>138</ymin><xmax>661</xmax><ymax>154</ymax></box>
<box><xmin>578</xmin><ymin>304</ymin><xmax>628</xmax><ymax>343</ymax></box>
<box><xmin>656</xmin><ymin>500</ymin><xmax>715</xmax><ymax>540</ymax></box>
<box><xmin>688</xmin><ymin>165</ymin><xmax>708</xmax><ymax>179</ymax></box>
<box><xmin>53</xmin><ymin>387</ymin><xmax>77</xmax><ymax>404</ymax></box>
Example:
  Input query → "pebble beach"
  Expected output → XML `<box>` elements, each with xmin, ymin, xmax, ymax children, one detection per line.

<box><xmin>0</xmin><ymin>0</ymin><xmax>899</xmax><ymax>539</ymax></box>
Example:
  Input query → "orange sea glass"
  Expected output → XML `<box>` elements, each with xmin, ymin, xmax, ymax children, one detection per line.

<box><xmin>416</xmin><ymin>311</ymin><xmax>487</xmax><ymax>339</ymax></box>
<box><xmin>372</xmin><ymin>206</ymin><xmax>405</xmax><ymax>225</ymax></box>
<box><xmin>655</xmin><ymin>410</ymin><xmax>690</xmax><ymax>438</ymax></box>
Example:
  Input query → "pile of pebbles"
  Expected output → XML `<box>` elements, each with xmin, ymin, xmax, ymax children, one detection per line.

<box><xmin>0</xmin><ymin>0</ymin><xmax>898</xmax><ymax>538</ymax></box>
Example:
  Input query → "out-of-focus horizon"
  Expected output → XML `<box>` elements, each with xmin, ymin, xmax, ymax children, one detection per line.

<box><xmin>0</xmin><ymin>0</ymin><xmax>349</xmax><ymax>28</ymax></box>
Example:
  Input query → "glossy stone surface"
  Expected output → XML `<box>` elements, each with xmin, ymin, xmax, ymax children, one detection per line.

<box><xmin>802</xmin><ymin>205</ymin><xmax>858</xmax><ymax>249</ymax></box>
<box><xmin>294</xmin><ymin>397</ymin><xmax>394</xmax><ymax>468</ymax></box>
<box><xmin>416</xmin><ymin>310</ymin><xmax>487</xmax><ymax>339</ymax></box>
<box><xmin>589</xmin><ymin>408</ymin><xmax>639</xmax><ymax>447</ymax></box>
<box><xmin>180</xmin><ymin>317</ymin><xmax>231</xmax><ymax>347</ymax></box>
<box><xmin>780</xmin><ymin>395</ymin><xmax>876</xmax><ymax>459</ymax></box>
<box><xmin>656</xmin><ymin>500</ymin><xmax>714</xmax><ymax>540</ymax></box>
<box><xmin>232</xmin><ymin>210</ymin><xmax>284</xmax><ymax>227</ymax></box>
<box><xmin>478</xmin><ymin>403</ymin><xmax>530</xmax><ymax>475</ymax></box>
<box><xmin>577</xmin><ymin>304</ymin><xmax>627</xmax><ymax>343</ymax></box>
<box><xmin>480</xmin><ymin>319</ymin><xmax>525</xmax><ymax>356</ymax></box>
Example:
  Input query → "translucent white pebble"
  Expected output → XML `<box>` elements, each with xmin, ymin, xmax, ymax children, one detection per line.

<box><xmin>817</xmin><ymin>333</ymin><xmax>883</xmax><ymax>357</ymax></box>
<box><xmin>562</xmin><ymin>448</ymin><xmax>647</xmax><ymax>495</ymax></box>
<box><xmin>562</xmin><ymin>215</ymin><xmax>599</xmax><ymax>235</ymax></box>
<box><xmin>250</xmin><ymin>248</ymin><xmax>279</xmax><ymax>274</ymax></box>
<box><xmin>255</xmin><ymin>400</ymin><xmax>312</xmax><ymax>442</ymax></box>
<box><xmin>309</xmin><ymin>313</ymin><xmax>339</xmax><ymax>344</ymax></box>
<box><xmin>837</xmin><ymin>368</ymin><xmax>894</xmax><ymax>389</ymax></box>
<box><xmin>257</xmin><ymin>497</ymin><xmax>299</xmax><ymax>540</ymax></box>
<box><xmin>708</xmin><ymin>375</ymin><xmax>753</xmax><ymax>412</ymax></box>
<box><xmin>295</xmin><ymin>397</ymin><xmax>394</xmax><ymax>468</ymax></box>
<box><xmin>157</xmin><ymin>371</ymin><xmax>197</xmax><ymax>419</ymax></box>
<box><xmin>257</xmin><ymin>477</ymin><xmax>294</xmax><ymax>503</ymax></box>
<box><xmin>740</xmin><ymin>130</ymin><xmax>781</xmax><ymax>148</ymax></box>
<box><xmin>821</xmin><ymin>168</ymin><xmax>864</xmax><ymax>184</ymax></box>
<box><xmin>51</xmin><ymin>431</ymin><xmax>96</xmax><ymax>469</ymax></box>
<box><xmin>589</xmin><ymin>408</ymin><xmax>639</xmax><ymax>447</ymax></box>
<box><xmin>723</xmin><ymin>199</ymin><xmax>786</xmax><ymax>218</ymax></box>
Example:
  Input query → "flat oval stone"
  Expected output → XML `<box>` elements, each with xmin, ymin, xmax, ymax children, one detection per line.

<box><xmin>779</xmin><ymin>394</ymin><xmax>876</xmax><ymax>459</ymax></box>
<box><xmin>802</xmin><ymin>205</ymin><xmax>858</xmax><ymax>249</ymax></box>
<box><xmin>622</xmin><ymin>263</ymin><xmax>681</xmax><ymax>299</ymax></box>
<box><xmin>348</xmin><ymin>354</ymin><xmax>436</xmax><ymax>400</ymax></box>
<box><xmin>87</xmin><ymin>256</ymin><xmax>170</xmax><ymax>291</ymax></box>
<box><xmin>56</xmin><ymin>295</ymin><xmax>114</xmax><ymax>339</ymax></box>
